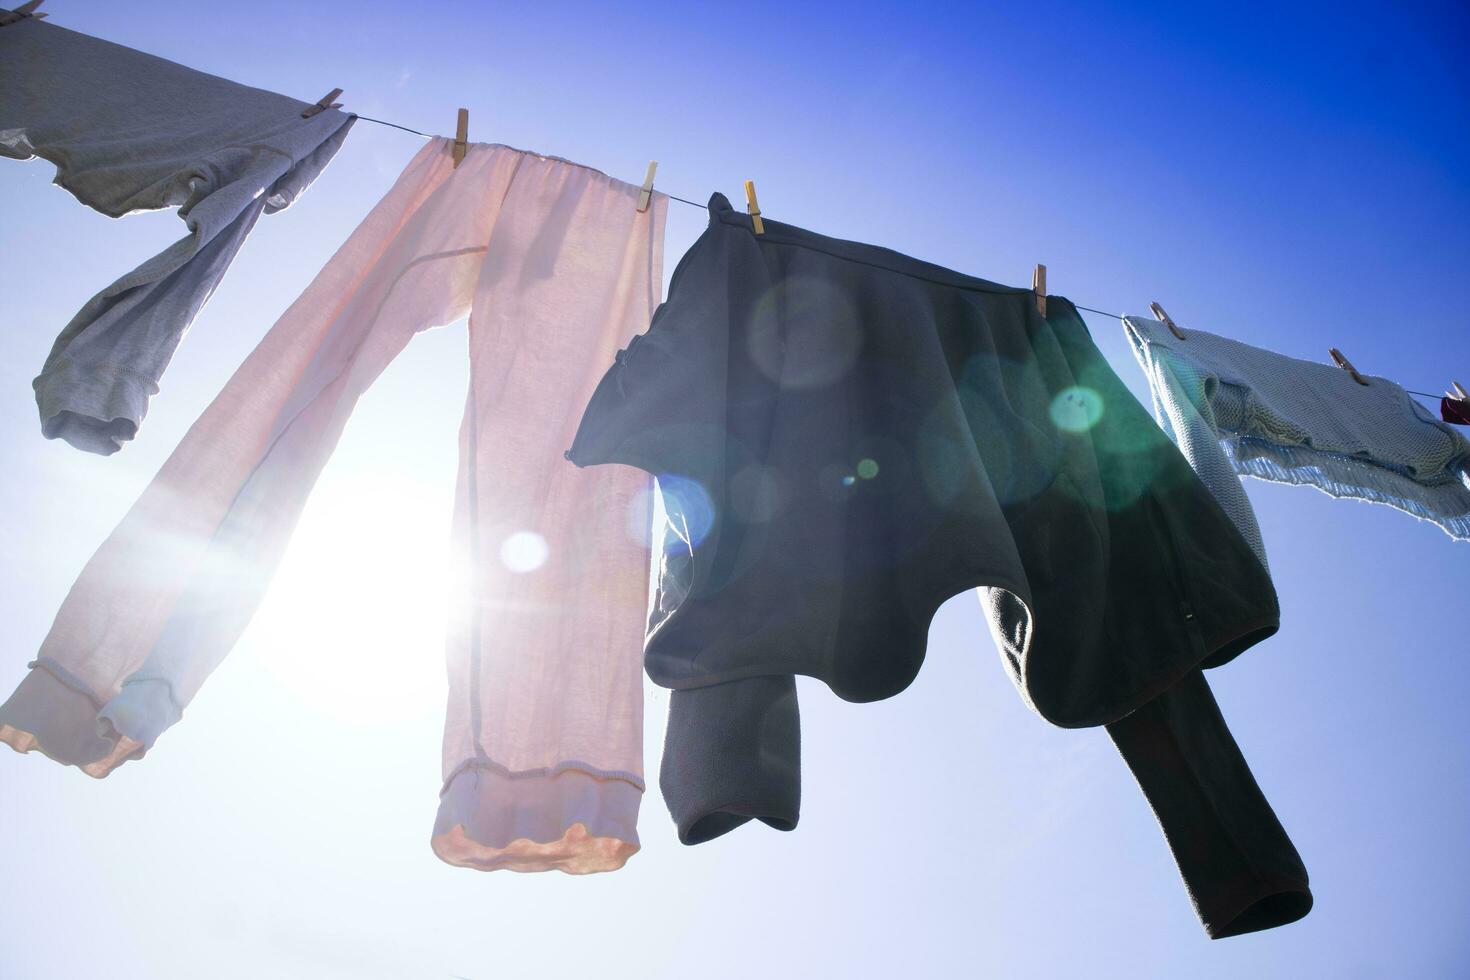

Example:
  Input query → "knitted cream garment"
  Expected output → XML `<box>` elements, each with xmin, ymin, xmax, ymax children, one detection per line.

<box><xmin>1124</xmin><ymin>315</ymin><xmax>1470</xmax><ymax>552</ymax></box>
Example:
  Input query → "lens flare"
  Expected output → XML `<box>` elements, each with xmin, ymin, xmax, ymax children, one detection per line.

<box><xmin>656</xmin><ymin>474</ymin><xmax>716</xmax><ymax>548</ymax></box>
<box><xmin>1049</xmin><ymin>386</ymin><xmax>1104</xmax><ymax>433</ymax></box>
<box><xmin>747</xmin><ymin>276</ymin><xmax>863</xmax><ymax>389</ymax></box>
<box><xmin>730</xmin><ymin>464</ymin><xmax>788</xmax><ymax>523</ymax></box>
<box><xmin>499</xmin><ymin>531</ymin><xmax>548</xmax><ymax>573</ymax></box>
<box><xmin>248</xmin><ymin>473</ymin><xmax>452</xmax><ymax>725</ymax></box>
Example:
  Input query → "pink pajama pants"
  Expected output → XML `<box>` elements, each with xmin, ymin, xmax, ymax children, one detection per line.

<box><xmin>0</xmin><ymin>138</ymin><xmax>667</xmax><ymax>874</ymax></box>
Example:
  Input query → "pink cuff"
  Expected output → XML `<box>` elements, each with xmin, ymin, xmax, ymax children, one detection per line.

<box><xmin>431</xmin><ymin>760</ymin><xmax>643</xmax><ymax>874</ymax></box>
<box><xmin>0</xmin><ymin>662</ymin><xmax>146</xmax><ymax>777</ymax></box>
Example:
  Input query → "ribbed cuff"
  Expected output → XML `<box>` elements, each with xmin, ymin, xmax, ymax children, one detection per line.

<box><xmin>96</xmin><ymin>677</ymin><xmax>183</xmax><ymax>751</ymax></box>
<box><xmin>661</xmin><ymin>675</ymin><xmax>801</xmax><ymax>845</ymax></box>
<box><xmin>0</xmin><ymin>662</ymin><xmax>150</xmax><ymax>778</ymax></box>
<box><xmin>34</xmin><ymin>361</ymin><xmax>149</xmax><ymax>455</ymax></box>
<box><xmin>431</xmin><ymin>760</ymin><xmax>643</xmax><ymax>874</ymax></box>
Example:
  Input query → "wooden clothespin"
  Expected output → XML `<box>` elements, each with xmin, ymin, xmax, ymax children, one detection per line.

<box><xmin>301</xmin><ymin>88</ymin><xmax>344</xmax><ymax>118</ymax></box>
<box><xmin>452</xmin><ymin>108</ymin><xmax>469</xmax><ymax>167</ymax></box>
<box><xmin>637</xmin><ymin>161</ymin><xmax>658</xmax><ymax>213</ymax></box>
<box><xmin>744</xmin><ymin>180</ymin><xmax>765</xmax><ymax>235</ymax></box>
<box><xmin>1032</xmin><ymin>264</ymin><xmax>1047</xmax><ymax>317</ymax></box>
<box><xmin>0</xmin><ymin>1</ymin><xmax>47</xmax><ymax>26</ymax></box>
<box><xmin>1149</xmin><ymin>301</ymin><xmax>1187</xmax><ymax>340</ymax></box>
<box><xmin>1328</xmin><ymin>347</ymin><xmax>1369</xmax><ymax>386</ymax></box>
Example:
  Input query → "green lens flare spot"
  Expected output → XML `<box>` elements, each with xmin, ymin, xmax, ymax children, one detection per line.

<box><xmin>856</xmin><ymin>458</ymin><xmax>879</xmax><ymax>479</ymax></box>
<box><xmin>1049</xmin><ymin>386</ymin><xmax>1104</xmax><ymax>433</ymax></box>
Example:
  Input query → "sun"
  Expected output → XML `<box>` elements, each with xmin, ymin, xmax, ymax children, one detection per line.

<box><xmin>244</xmin><ymin>467</ymin><xmax>458</xmax><ymax>726</ymax></box>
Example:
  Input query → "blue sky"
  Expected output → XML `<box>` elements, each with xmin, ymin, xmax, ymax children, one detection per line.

<box><xmin>2</xmin><ymin>1</ymin><xmax>1468</xmax><ymax>976</ymax></box>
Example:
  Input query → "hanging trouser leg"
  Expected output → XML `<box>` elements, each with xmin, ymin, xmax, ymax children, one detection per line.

<box><xmin>2</xmin><ymin>137</ymin><xmax>668</xmax><ymax>874</ymax></box>
<box><xmin>0</xmin><ymin>138</ymin><xmax>483</xmax><ymax>773</ymax></box>
<box><xmin>431</xmin><ymin>153</ymin><xmax>667</xmax><ymax>873</ymax></box>
<box><xmin>1106</xmin><ymin>669</ymin><xmax>1312</xmax><ymax>939</ymax></box>
<box><xmin>3</xmin><ymin>137</ymin><xmax>668</xmax><ymax>873</ymax></box>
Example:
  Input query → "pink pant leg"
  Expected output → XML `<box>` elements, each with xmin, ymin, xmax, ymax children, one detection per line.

<box><xmin>0</xmin><ymin>139</ymin><xmax>495</xmax><ymax>772</ymax></box>
<box><xmin>432</xmin><ymin>155</ymin><xmax>667</xmax><ymax>874</ymax></box>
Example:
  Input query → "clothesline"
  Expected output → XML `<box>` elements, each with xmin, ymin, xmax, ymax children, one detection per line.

<box><xmin>350</xmin><ymin>112</ymin><xmax>1456</xmax><ymax>407</ymax></box>
<box><xmin>349</xmin><ymin>115</ymin><xmax>1200</xmax><ymax>310</ymax></box>
<box><xmin>354</xmin><ymin>113</ymin><xmax>720</xmax><ymax>211</ymax></box>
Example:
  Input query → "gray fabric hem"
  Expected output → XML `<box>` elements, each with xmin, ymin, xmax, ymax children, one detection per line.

<box><xmin>4</xmin><ymin>111</ymin><xmax>354</xmax><ymax>222</ymax></box>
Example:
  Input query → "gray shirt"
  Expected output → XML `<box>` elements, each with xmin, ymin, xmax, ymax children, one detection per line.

<box><xmin>0</xmin><ymin>15</ymin><xmax>354</xmax><ymax>453</ymax></box>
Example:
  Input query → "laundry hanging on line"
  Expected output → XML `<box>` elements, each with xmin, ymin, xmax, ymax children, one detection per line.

<box><xmin>6</xmin><ymin>2</ymin><xmax>1467</xmax><ymax>946</ymax></box>
<box><xmin>0</xmin><ymin>140</ymin><xmax>1315</xmax><ymax>938</ymax></box>
<box><xmin>0</xmin><ymin>13</ymin><xmax>355</xmax><ymax>454</ymax></box>
<box><xmin>1123</xmin><ymin>315</ymin><xmax>1470</xmax><ymax>547</ymax></box>
<box><xmin>0</xmin><ymin>137</ymin><xmax>670</xmax><ymax>874</ymax></box>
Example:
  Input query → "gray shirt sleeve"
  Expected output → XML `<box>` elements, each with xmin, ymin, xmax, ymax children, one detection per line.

<box><xmin>0</xmin><ymin>16</ymin><xmax>355</xmax><ymax>453</ymax></box>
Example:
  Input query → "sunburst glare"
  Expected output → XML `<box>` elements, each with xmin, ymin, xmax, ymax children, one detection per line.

<box><xmin>246</xmin><ymin>471</ymin><xmax>457</xmax><ymax>725</ymax></box>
